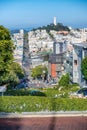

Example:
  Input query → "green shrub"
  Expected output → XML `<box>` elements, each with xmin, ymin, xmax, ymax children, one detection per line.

<box><xmin>5</xmin><ymin>89</ymin><xmax>46</xmax><ymax>97</ymax></box>
<box><xmin>31</xmin><ymin>65</ymin><xmax>48</xmax><ymax>79</ymax></box>
<box><xmin>5</xmin><ymin>89</ymin><xmax>29</xmax><ymax>96</ymax></box>
<box><xmin>58</xmin><ymin>73</ymin><xmax>69</xmax><ymax>88</ymax></box>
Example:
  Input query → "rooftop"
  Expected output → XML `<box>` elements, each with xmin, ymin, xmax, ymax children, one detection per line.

<box><xmin>72</xmin><ymin>42</ymin><xmax>87</xmax><ymax>48</ymax></box>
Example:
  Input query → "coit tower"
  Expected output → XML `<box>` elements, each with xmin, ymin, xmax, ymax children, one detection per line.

<box><xmin>54</xmin><ymin>17</ymin><xmax>57</xmax><ymax>26</ymax></box>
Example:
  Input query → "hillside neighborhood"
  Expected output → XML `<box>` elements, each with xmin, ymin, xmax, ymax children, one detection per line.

<box><xmin>1</xmin><ymin>1</ymin><xmax>87</xmax><ymax>129</ymax></box>
<box><xmin>12</xmin><ymin>23</ymin><xmax>87</xmax><ymax>88</ymax></box>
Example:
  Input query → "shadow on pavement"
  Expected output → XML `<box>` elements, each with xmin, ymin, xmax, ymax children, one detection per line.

<box><xmin>0</xmin><ymin>118</ymin><xmax>23</xmax><ymax>130</ymax></box>
<box><xmin>48</xmin><ymin>98</ymin><xmax>56</xmax><ymax>130</ymax></box>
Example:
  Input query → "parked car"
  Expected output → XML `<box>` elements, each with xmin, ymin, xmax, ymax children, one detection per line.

<box><xmin>16</xmin><ymin>82</ymin><xmax>29</xmax><ymax>89</ymax></box>
<box><xmin>77</xmin><ymin>88</ymin><xmax>87</xmax><ymax>96</ymax></box>
<box><xmin>29</xmin><ymin>90</ymin><xmax>46</xmax><ymax>96</ymax></box>
<box><xmin>70</xmin><ymin>88</ymin><xmax>87</xmax><ymax>98</ymax></box>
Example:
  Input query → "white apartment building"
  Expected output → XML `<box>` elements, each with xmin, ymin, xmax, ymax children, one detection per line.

<box><xmin>65</xmin><ymin>42</ymin><xmax>87</xmax><ymax>87</ymax></box>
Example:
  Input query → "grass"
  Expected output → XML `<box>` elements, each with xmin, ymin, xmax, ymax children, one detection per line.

<box><xmin>0</xmin><ymin>96</ymin><xmax>87</xmax><ymax>112</ymax></box>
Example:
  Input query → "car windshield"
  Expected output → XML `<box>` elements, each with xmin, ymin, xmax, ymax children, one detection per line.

<box><xmin>77</xmin><ymin>88</ymin><xmax>87</xmax><ymax>94</ymax></box>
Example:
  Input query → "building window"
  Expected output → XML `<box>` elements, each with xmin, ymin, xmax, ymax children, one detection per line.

<box><xmin>66</xmin><ymin>61</ymin><xmax>69</xmax><ymax>64</ymax></box>
<box><xmin>74</xmin><ymin>60</ymin><xmax>77</xmax><ymax>65</ymax></box>
<box><xmin>74</xmin><ymin>71</ymin><xmax>78</xmax><ymax>77</ymax></box>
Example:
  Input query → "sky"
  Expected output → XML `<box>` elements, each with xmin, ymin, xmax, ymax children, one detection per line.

<box><xmin>0</xmin><ymin>0</ymin><xmax>87</xmax><ymax>29</ymax></box>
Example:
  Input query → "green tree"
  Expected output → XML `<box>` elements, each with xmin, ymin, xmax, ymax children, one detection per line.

<box><xmin>0</xmin><ymin>25</ymin><xmax>11</xmax><ymax>40</ymax></box>
<box><xmin>81</xmin><ymin>57</ymin><xmax>87</xmax><ymax>80</ymax></box>
<box><xmin>33</xmin><ymin>23</ymin><xmax>70</xmax><ymax>32</ymax></box>
<box><xmin>58</xmin><ymin>73</ymin><xmax>69</xmax><ymax>88</ymax></box>
<box><xmin>0</xmin><ymin>26</ymin><xmax>14</xmax><ymax>84</ymax></box>
<box><xmin>7</xmin><ymin>62</ymin><xmax>24</xmax><ymax>87</ymax></box>
<box><xmin>0</xmin><ymin>25</ymin><xmax>24</xmax><ymax>86</ymax></box>
<box><xmin>31</xmin><ymin>65</ymin><xmax>48</xmax><ymax>79</ymax></box>
<box><xmin>11</xmin><ymin>62</ymin><xmax>24</xmax><ymax>79</ymax></box>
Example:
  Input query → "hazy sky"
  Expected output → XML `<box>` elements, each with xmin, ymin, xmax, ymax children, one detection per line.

<box><xmin>0</xmin><ymin>0</ymin><xmax>87</xmax><ymax>29</ymax></box>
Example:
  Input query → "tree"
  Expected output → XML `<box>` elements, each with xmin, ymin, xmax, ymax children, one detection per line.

<box><xmin>0</xmin><ymin>25</ymin><xmax>24</xmax><ymax>86</ymax></box>
<box><xmin>7</xmin><ymin>62</ymin><xmax>24</xmax><ymax>87</ymax></box>
<box><xmin>0</xmin><ymin>26</ymin><xmax>14</xmax><ymax>84</ymax></box>
<box><xmin>31</xmin><ymin>65</ymin><xmax>48</xmax><ymax>79</ymax></box>
<box><xmin>0</xmin><ymin>25</ymin><xmax>11</xmax><ymax>40</ymax></box>
<box><xmin>11</xmin><ymin>62</ymin><xmax>24</xmax><ymax>79</ymax></box>
<box><xmin>81</xmin><ymin>57</ymin><xmax>87</xmax><ymax>80</ymax></box>
<box><xmin>32</xmin><ymin>23</ymin><xmax>70</xmax><ymax>32</ymax></box>
<box><xmin>58</xmin><ymin>73</ymin><xmax>69</xmax><ymax>87</ymax></box>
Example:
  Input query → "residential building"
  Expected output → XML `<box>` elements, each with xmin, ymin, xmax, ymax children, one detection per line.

<box><xmin>48</xmin><ymin>41</ymin><xmax>66</xmax><ymax>79</ymax></box>
<box><xmin>53</xmin><ymin>41</ymin><xmax>67</xmax><ymax>54</ymax></box>
<box><xmin>65</xmin><ymin>42</ymin><xmax>87</xmax><ymax>86</ymax></box>
<box><xmin>31</xmin><ymin>56</ymin><xmax>44</xmax><ymax>68</ymax></box>
<box><xmin>48</xmin><ymin>53</ymin><xmax>65</xmax><ymax>78</ymax></box>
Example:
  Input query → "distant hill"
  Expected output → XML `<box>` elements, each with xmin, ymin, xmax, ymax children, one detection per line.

<box><xmin>10</xmin><ymin>23</ymin><xmax>70</xmax><ymax>34</ymax></box>
<box><xmin>10</xmin><ymin>28</ymin><xmax>32</xmax><ymax>35</ymax></box>
<box><xmin>32</xmin><ymin>23</ymin><xmax>70</xmax><ymax>32</ymax></box>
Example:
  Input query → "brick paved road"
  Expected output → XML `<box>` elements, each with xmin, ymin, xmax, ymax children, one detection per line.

<box><xmin>0</xmin><ymin>116</ymin><xmax>87</xmax><ymax>130</ymax></box>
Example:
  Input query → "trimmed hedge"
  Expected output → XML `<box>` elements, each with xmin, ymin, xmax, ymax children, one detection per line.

<box><xmin>0</xmin><ymin>96</ymin><xmax>87</xmax><ymax>112</ymax></box>
<box><xmin>4</xmin><ymin>89</ymin><xmax>46</xmax><ymax>96</ymax></box>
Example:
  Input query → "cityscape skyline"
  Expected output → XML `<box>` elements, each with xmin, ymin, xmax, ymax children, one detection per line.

<box><xmin>0</xmin><ymin>0</ymin><xmax>87</xmax><ymax>29</ymax></box>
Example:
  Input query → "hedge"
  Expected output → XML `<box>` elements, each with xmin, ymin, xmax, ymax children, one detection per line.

<box><xmin>0</xmin><ymin>96</ymin><xmax>87</xmax><ymax>112</ymax></box>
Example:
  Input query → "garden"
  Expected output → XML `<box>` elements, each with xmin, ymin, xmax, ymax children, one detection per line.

<box><xmin>0</xmin><ymin>85</ymin><xmax>87</xmax><ymax>112</ymax></box>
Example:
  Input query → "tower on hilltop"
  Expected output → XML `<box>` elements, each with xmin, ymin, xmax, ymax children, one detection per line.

<box><xmin>54</xmin><ymin>17</ymin><xmax>57</xmax><ymax>26</ymax></box>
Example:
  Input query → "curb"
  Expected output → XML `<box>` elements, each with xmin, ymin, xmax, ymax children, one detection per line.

<box><xmin>0</xmin><ymin>111</ymin><xmax>87</xmax><ymax>118</ymax></box>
